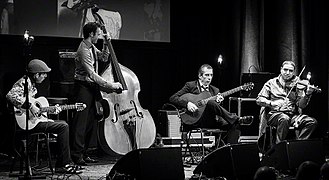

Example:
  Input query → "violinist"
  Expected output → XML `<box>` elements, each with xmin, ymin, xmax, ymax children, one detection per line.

<box><xmin>256</xmin><ymin>61</ymin><xmax>317</xmax><ymax>144</ymax></box>
<box><xmin>70</xmin><ymin>22</ymin><xmax>122</xmax><ymax>166</ymax></box>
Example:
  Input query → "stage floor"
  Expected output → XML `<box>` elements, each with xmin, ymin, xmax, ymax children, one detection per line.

<box><xmin>0</xmin><ymin>152</ymin><xmax>195</xmax><ymax>180</ymax></box>
<box><xmin>1</xmin><ymin>142</ymin><xmax>328</xmax><ymax>180</ymax></box>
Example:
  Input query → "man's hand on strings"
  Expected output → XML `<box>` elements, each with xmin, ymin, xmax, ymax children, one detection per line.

<box><xmin>216</xmin><ymin>93</ymin><xmax>224</xmax><ymax>103</ymax></box>
<box><xmin>53</xmin><ymin>104</ymin><xmax>62</xmax><ymax>114</ymax></box>
<box><xmin>305</xmin><ymin>82</ymin><xmax>315</xmax><ymax>96</ymax></box>
<box><xmin>187</xmin><ymin>102</ymin><xmax>198</xmax><ymax>112</ymax></box>
<box><xmin>103</xmin><ymin>32</ymin><xmax>111</xmax><ymax>42</ymax></box>
<box><xmin>29</xmin><ymin>103</ymin><xmax>39</xmax><ymax>117</ymax></box>
<box><xmin>105</xmin><ymin>82</ymin><xmax>123</xmax><ymax>93</ymax></box>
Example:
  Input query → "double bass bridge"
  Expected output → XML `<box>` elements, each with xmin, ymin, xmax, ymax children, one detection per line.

<box><xmin>113</xmin><ymin>100</ymin><xmax>145</xmax><ymax>150</ymax></box>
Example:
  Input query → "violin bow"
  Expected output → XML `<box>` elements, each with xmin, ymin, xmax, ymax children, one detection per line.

<box><xmin>286</xmin><ymin>65</ymin><xmax>305</xmax><ymax>99</ymax></box>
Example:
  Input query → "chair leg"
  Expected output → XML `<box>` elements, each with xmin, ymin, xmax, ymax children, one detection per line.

<box><xmin>35</xmin><ymin>134</ymin><xmax>40</xmax><ymax>166</ymax></box>
<box><xmin>182</xmin><ymin>131</ymin><xmax>199</xmax><ymax>165</ymax></box>
<box><xmin>215</xmin><ymin>132</ymin><xmax>225</xmax><ymax>149</ymax></box>
<box><xmin>9</xmin><ymin>148</ymin><xmax>22</xmax><ymax>174</ymax></box>
<box><xmin>45</xmin><ymin>135</ymin><xmax>53</xmax><ymax>174</ymax></box>
<box><xmin>200</xmin><ymin>128</ymin><xmax>205</xmax><ymax>161</ymax></box>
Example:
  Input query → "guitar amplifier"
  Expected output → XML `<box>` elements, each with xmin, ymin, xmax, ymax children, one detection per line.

<box><xmin>157</xmin><ymin>110</ymin><xmax>181</xmax><ymax>137</ymax></box>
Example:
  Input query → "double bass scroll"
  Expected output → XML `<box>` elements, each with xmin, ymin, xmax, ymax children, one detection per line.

<box><xmin>92</xmin><ymin>6</ymin><xmax>156</xmax><ymax>155</ymax></box>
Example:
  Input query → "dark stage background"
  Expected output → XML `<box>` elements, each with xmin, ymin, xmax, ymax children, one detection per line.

<box><xmin>0</xmin><ymin>0</ymin><xmax>328</xmax><ymax>156</ymax></box>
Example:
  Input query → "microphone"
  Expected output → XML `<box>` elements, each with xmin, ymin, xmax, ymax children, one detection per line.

<box><xmin>23</xmin><ymin>30</ymin><xmax>34</xmax><ymax>46</ymax></box>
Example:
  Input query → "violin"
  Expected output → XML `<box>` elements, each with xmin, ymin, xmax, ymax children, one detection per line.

<box><xmin>296</xmin><ymin>79</ymin><xmax>322</xmax><ymax>93</ymax></box>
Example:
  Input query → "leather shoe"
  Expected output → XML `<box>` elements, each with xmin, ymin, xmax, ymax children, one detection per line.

<box><xmin>83</xmin><ymin>156</ymin><xmax>98</xmax><ymax>163</ymax></box>
<box><xmin>239</xmin><ymin>116</ymin><xmax>254</xmax><ymax>125</ymax></box>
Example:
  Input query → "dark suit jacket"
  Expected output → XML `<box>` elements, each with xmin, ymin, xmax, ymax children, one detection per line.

<box><xmin>169</xmin><ymin>80</ymin><xmax>220</xmax><ymax>109</ymax></box>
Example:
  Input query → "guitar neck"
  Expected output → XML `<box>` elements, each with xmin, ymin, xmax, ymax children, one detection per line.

<box><xmin>40</xmin><ymin>104</ymin><xmax>77</xmax><ymax>113</ymax></box>
<box><xmin>206</xmin><ymin>86</ymin><xmax>244</xmax><ymax>102</ymax></box>
<box><xmin>221</xmin><ymin>86</ymin><xmax>244</xmax><ymax>97</ymax></box>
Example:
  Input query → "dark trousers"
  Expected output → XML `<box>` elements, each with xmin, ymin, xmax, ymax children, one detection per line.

<box><xmin>70</xmin><ymin>81</ymin><xmax>98</xmax><ymax>162</ymax></box>
<box><xmin>31</xmin><ymin>120</ymin><xmax>71</xmax><ymax>167</ymax></box>
<box><xmin>267</xmin><ymin>112</ymin><xmax>317</xmax><ymax>143</ymax></box>
<box><xmin>196</xmin><ymin>100</ymin><xmax>241</xmax><ymax>144</ymax></box>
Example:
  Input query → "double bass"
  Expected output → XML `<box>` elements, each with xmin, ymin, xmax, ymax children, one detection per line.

<box><xmin>92</xmin><ymin>6</ymin><xmax>156</xmax><ymax>155</ymax></box>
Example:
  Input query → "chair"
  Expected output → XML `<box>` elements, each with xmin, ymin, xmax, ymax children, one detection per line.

<box><xmin>162</xmin><ymin>103</ymin><xmax>227</xmax><ymax>164</ymax></box>
<box><xmin>258</xmin><ymin>107</ymin><xmax>296</xmax><ymax>154</ymax></box>
<box><xmin>7</xmin><ymin>101</ymin><xmax>54</xmax><ymax>176</ymax></box>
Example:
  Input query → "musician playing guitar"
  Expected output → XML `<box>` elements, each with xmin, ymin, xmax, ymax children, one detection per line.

<box><xmin>6</xmin><ymin>59</ymin><xmax>82</xmax><ymax>174</ymax></box>
<box><xmin>256</xmin><ymin>61</ymin><xmax>318</xmax><ymax>145</ymax></box>
<box><xmin>169</xmin><ymin>64</ymin><xmax>254</xmax><ymax>144</ymax></box>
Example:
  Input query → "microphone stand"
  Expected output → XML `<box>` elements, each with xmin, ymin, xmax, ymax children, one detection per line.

<box><xmin>19</xmin><ymin>32</ymin><xmax>45</xmax><ymax>180</ymax></box>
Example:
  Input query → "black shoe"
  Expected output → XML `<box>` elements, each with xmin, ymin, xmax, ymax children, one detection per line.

<box><xmin>83</xmin><ymin>156</ymin><xmax>98</xmax><ymax>163</ymax></box>
<box><xmin>55</xmin><ymin>164</ymin><xmax>83</xmax><ymax>174</ymax></box>
<box><xmin>75</xmin><ymin>158</ymin><xmax>87</xmax><ymax>166</ymax></box>
<box><xmin>239</xmin><ymin>116</ymin><xmax>254</xmax><ymax>125</ymax></box>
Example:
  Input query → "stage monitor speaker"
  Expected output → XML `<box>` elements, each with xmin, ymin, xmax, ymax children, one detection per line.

<box><xmin>107</xmin><ymin>147</ymin><xmax>185</xmax><ymax>180</ymax></box>
<box><xmin>240</xmin><ymin>72</ymin><xmax>276</xmax><ymax>98</ymax></box>
<box><xmin>193</xmin><ymin>143</ymin><xmax>260</xmax><ymax>179</ymax></box>
<box><xmin>262</xmin><ymin>139</ymin><xmax>325</xmax><ymax>171</ymax></box>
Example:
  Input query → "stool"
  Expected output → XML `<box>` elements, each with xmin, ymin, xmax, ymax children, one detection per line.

<box><xmin>46</xmin><ymin>97</ymin><xmax>69</xmax><ymax>121</ymax></box>
<box><xmin>182</xmin><ymin>126</ymin><xmax>227</xmax><ymax>164</ymax></box>
<box><xmin>10</xmin><ymin>132</ymin><xmax>54</xmax><ymax>176</ymax></box>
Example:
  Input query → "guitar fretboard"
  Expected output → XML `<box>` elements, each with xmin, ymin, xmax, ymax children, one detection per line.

<box><xmin>202</xmin><ymin>85</ymin><xmax>249</xmax><ymax>104</ymax></box>
<box><xmin>221</xmin><ymin>86</ymin><xmax>243</xmax><ymax>97</ymax></box>
<box><xmin>40</xmin><ymin>104</ymin><xmax>77</xmax><ymax>113</ymax></box>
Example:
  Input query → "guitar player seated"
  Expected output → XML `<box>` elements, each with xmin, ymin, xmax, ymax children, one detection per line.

<box><xmin>6</xmin><ymin>59</ymin><xmax>84</xmax><ymax>174</ymax></box>
<box><xmin>169</xmin><ymin>64</ymin><xmax>254</xmax><ymax>144</ymax></box>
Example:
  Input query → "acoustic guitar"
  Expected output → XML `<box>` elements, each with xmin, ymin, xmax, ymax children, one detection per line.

<box><xmin>14</xmin><ymin>96</ymin><xmax>86</xmax><ymax>130</ymax></box>
<box><xmin>180</xmin><ymin>82</ymin><xmax>254</xmax><ymax>124</ymax></box>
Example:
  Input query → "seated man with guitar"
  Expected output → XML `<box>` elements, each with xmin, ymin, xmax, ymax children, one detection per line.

<box><xmin>6</xmin><ymin>59</ymin><xmax>85</xmax><ymax>174</ymax></box>
<box><xmin>256</xmin><ymin>61</ymin><xmax>318</xmax><ymax>145</ymax></box>
<box><xmin>169</xmin><ymin>64</ymin><xmax>254</xmax><ymax>144</ymax></box>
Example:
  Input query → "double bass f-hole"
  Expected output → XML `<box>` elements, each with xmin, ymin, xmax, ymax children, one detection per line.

<box><xmin>131</xmin><ymin>100</ymin><xmax>143</xmax><ymax>118</ymax></box>
<box><xmin>93</xmin><ymin>5</ymin><xmax>156</xmax><ymax>155</ymax></box>
<box><xmin>112</xmin><ymin>101</ymin><xmax>143</xmax><ymax>123</ymax></box>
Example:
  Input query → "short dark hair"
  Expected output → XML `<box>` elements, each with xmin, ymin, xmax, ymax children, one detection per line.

<box><xmin>198</xmin><ymin>64</ymin><xmax>212</xmax><ymax>76</ymax></box>
<box><xmin>83</xmin><ymin>22</ymin><xmax>101</xmax><ymax>39</ymax></box>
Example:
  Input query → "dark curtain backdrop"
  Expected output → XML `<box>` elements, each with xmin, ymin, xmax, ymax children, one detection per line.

<box><xmin>171</xmin><ymin>0</ymin><xmax>328</xmax><ymax>137</ymax></box>
<box><xmin>0</xmin><ymin>0</ymin><xmax>328</xmax><ymax>154</ymax></box>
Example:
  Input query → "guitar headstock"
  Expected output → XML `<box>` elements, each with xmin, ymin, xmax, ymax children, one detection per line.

<box><xmin>242</xmin><ymin>82</ymin><xmax>254</xmax><ymax>91</ymax></box>
<box><xmin>75</xmin><ymin>103</ymin><xmax>87</xmax><ymax>111</ymax></box>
